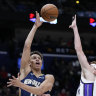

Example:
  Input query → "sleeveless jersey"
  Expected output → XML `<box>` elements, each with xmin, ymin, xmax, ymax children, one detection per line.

<box><xmin>76</xmin><ymin>76</ymin><xmax>96</xmax><ymax>96</ymax></box>
<box><xmin>21</xmin><ymin>71</ymin><xmax>50</xmax><ymax>96</ymax></box>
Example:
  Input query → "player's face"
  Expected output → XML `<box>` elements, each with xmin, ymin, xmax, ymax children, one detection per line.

<box><xmin>30</xmin><ymin>54</ymin><xmax>42</xmax><ymax>70</ymax></box>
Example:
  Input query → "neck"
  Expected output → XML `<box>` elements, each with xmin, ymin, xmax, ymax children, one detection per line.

<box><xmin>31</xmin><ymin>68</ymin><xmax>42</xmax><ymax>77</ymax></box>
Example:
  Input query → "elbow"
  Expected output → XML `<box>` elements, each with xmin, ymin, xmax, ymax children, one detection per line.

<box><xmin>37</xmin><ymin>86</ymin><xmax>47</xmax><ymax>95</ymax></box>
<box><xmin>36</xmin><ymin>89</ymin><xmax>44</xmax><ymax>95</ymax></box>
<box><xmin>24</xmin><ymin>42</ymin><xmax>31</xmax><ymax>49</ymax></box>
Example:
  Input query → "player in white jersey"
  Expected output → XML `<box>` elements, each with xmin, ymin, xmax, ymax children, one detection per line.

<box><xmin>69</xmin><ymin>15</ymin><xmax>96</xmax><ymax>96</ymax></box>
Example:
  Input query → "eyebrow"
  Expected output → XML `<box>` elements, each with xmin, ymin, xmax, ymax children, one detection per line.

<box><xmin>32</xmin><ymin>55</ymin><xmax>41</xmax><ymax>58</ymax></box>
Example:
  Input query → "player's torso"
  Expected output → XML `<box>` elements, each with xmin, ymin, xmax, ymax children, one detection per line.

<box><xmin>20</xmin><ymin>71</ymin><xmax>48</xmax><ymax>96</ymax></box>
<box><xmin>76</xmin><ymin>75</ymin><xmax>96</xmax><ymax>96</ymax></box>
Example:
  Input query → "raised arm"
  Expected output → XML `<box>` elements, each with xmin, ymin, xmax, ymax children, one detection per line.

<box><xmin>69</xmin><ymin>15</ymin><xmax>94</xmax><ymax>73</ymax></box>
<box><xmin>7</xmin><ymin>75</ymin><xmax>54</xmax><ymax>95</ymax></box>
<box><xmin>20</xmin><ymin>11</ymin><xmax>43</xmax><ymax>75</ymax></box>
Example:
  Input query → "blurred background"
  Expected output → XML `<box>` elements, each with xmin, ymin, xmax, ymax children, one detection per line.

<box><xmin>0</xmin><ymin>0</ymin><xmax>96</xmax><ymax>96</ymax></box>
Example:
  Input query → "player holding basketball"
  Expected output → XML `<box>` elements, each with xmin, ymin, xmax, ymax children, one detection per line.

<box><xmin>7</xmin><ymin>11</ymin><xmax>54</xmax><ymax>96</ymax></box>
<box><xmin>69</xmin><ymin>15</ymin><xmax>96</xmax><ymax>96</ymax></box>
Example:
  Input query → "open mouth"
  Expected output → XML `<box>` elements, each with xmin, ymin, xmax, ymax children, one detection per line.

<box><xmin>36</xmin><ymin>62</ymin><xmax>40</xmax><ymax>65</ymax></box>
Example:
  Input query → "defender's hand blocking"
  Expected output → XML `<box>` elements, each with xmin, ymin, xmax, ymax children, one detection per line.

<box><xmin>35</xmin><ymin>11</ymin><xmax>43</xmax><ymax>28</ymax></box>
<box><xmin>69</xmin><ymin>15</ymin><xmax>77</xmax><ymax>29</ymax></box>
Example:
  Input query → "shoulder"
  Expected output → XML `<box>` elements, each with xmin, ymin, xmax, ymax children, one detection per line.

<box><xmin>45</xmin><ymin>74</ymin><xmax>55</xmax><ymax>81</ymax></box>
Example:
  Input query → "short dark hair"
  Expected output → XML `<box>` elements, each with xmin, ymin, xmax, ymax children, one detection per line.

<box><xmin>30</xmin><ymin>51</ymin><xmax>43</xmax><ymax>60</ymax></box>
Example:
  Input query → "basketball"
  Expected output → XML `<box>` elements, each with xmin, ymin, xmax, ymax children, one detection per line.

<box><xmin>40</xmin><ymin>4</ymin><xmax>59</xmax><ymax>22</ymax></box>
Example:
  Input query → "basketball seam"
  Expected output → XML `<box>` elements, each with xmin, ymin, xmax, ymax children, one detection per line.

<box><xmin>46</xmin><ymin>13</ymin><xmax>58</xmax><ymax>15</ymax></box>
<box><xmin>42</xmin><ymin>8</ymin><xmax>49</xmax><ymax>19</ymax></box>
<box><xmin>42</xmin><ymin>12</ymin><xmax>55</xmax><ymax>20</ymax></box>
<box><xmin>43</xmin><ymin>13</ymin><xmax>58</xmax><ymax>20</ymax></box>
<box><xmin>41</xmin><ymin>7</ymin><xmax>57</xmax><ymax>16</ymax></box>
<box><xmin>45</xmin><ymin>13</ymin><xmax>58</xmax><ymax>16</ymax></box>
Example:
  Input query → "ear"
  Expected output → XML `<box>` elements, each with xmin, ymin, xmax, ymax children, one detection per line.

<box><xmin>28</xmin><ymin>60</ymin><xmax>31</xmax><ymax>66</ymax></box>
<box><xmin>29</xmin><ymin>63</ymin><xmax>31</xmax><ymax>68</ymax></box>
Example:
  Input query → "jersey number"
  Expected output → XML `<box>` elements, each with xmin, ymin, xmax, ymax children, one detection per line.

<box><xmin>30</xmin><ymin>93</ymin><xmax>37</xmax><ymax>96</ymax></box>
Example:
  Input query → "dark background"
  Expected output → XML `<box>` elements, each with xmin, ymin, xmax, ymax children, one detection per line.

<box><xmin>0</xmin><ymin>0</ymin><xmax>96</xmax><ymax>96</ymax></box>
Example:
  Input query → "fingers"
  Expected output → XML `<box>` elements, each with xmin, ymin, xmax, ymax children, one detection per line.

<box><xmin>69</xmin><ymin>25</ymin><xmax>71</xmax><ymax>28</ymax></box>
<box><xmin>9</xmin><ymin>79</ymin><xmax>13</xmax><ymax>81</ymax></box>
<box><xmin>75</xmin><ymin>14</ymin><xmax>76</xmax><ymax>19</ymax></box>
<box><xmin>74</xmin><ymin>14</ymin><xmax>76</xmax><ymax>21</ymax></box>
<box><xmin>72</xmin><ymin>14</ymin><xmax>76</xmax><ymax>21</ymax></box>
<box><xmin>36</xmin><ymin>11</ymin><xmax>37</xmax><ymax>18</ymax></box>
<box><xmin>36</xmin><ymin>11</ymin><xmax>38</xmax><ymax>20</ymax></box>
<box><xmin>8</xmin><ymin>76</ymin><xmax>16</xmax><ymax>82</ymax></box>
<box><xmin>7</xmin><ymin>83</ymin><xmax>13</xmax><ymax>87</ymax></box>
<box><xmin>72</xmin><ymin>16</ymin><xmax>74</xmax><ymax>20</ymax></box>
<box><xmin>7</xmin><ymin>82</ymin><xmax>11</xmax><ymax>84</ymax></box>
<box><xmin>17</xmin><ymin>73</ymin><xmax>20</xmax><ymax>79</ymax></box>
<box><xmin>17</xmin><ymin>72</ymin><xmax>20</xmax><ymax>77</ymax></box>
<box><xmin>12</xmin><ymin>76</ymin><xmax>16</xmax><ymax>80</ymax></box>
<box><xmin>36</xmin><ymin>11</ymin><xmax>40</xmax><ymax>20</ymax></box>
<box><xmin>7</xmin><ymin>76</ymin><xmax>16</xmax><ymax>87</ymax></box>
<box><xmin>7</xmin><ymin>81</ymin><xmax>13</xmax><ymax>87</ymax></box>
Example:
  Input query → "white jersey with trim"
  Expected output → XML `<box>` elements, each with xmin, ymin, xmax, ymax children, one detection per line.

<box><xmin>76</xmin><ymin>73</ymin><xmax>96</xmax><ymax>96</ymax></box>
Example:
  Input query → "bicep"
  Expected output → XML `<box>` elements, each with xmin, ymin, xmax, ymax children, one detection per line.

<box><xmin>21</xmin><ymin>46</ymin><xmax>31</xmax><ymax>69</ymax></box>
<box><xmin>77</xmin><ymin>50</ymin><xmax>95</xmax><ymax>74</ymax></box>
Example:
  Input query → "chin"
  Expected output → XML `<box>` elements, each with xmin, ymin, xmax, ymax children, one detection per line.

<box><xmin>35</xmin><ymin>67</ymin><xmax>41</xmax><ymax>70</ymax></box>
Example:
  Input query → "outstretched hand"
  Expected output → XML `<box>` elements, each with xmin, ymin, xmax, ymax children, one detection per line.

<box><xmin>35</xmin><ymin>11</ymin><xmax>43</xmax><ymax>28</ymax></box>
<box><xmin>69</xmin><ymin>15</ymin><xmax>77</xmax><ymax>29</ymax></box>
<box><xmin>7</xmin><ymin>75</ymin><xmax>21</xmax><ymax>87</ymax></box>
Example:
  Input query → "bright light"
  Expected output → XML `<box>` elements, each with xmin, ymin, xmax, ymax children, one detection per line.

<box><xmin>90</xmin><ymin>18</ymin><xmax>95</xmax><ymax>23</ymax></box>
<box><xmin>90</xmin><ymin>22</ymin><xmax>96</xmax><ymax>27</ymax></box>
<box><xmin>29</xmin><ymin>13</ymin><xmax>35</xmax><ymax>19</ymax></box>
<box><xmin>30</xmin><ymin>18</ymin><xmax>36</xmax><ymax>22</ymax></box>
<box><xmin>76</xmin><ymin>0</ymin><xmax>79</xmax><ymax>4</ymax></box>
<box><xmin>89</xmin><ymin>18</ymin><xmax>96</xmax><ymax>27</ymax></box>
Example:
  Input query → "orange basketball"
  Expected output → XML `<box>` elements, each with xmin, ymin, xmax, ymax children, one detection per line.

<box><xmin>40</xmin><ymin>4</ymin><xmax>59</xmax><ymax>22</ymax></box>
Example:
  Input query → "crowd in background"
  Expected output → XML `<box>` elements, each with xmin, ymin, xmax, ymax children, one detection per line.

<box><xmin>0</xmin><ymin>0</ymin><xmax>96</xmax><ymax>96</ymax></box>
<box><xmin>0</xmin><ymin>0</ymin><xmax>58</xmax><ymax>12</ymax></box>
<box><xmin>0</xmin><ymin>34</ymin><xmax>95</xmax><ymax>96</ymax></box>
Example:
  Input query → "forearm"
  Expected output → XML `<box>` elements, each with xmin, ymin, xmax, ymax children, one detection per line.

<box><xmin>24</xmin><ymin>24</ymin><xmax>38</xmax><ymax>47</ymax></box>
<box><xmin>73</xmin><ymin>26</ymin><xmax>90</xmax><ymax>69</ymax></box>
<box><xmin>73</xmin><ymin>26</ymin><xmax>82</xmax><ymax>51</ymax></box>
<box><xmin>19</xmin><ymin>82</ymin><xmax>43</xmax><ymax>95</ymax></box>
<box><xmin>20</xmin><ymin>24</ymin><xmax>38</xmax><ymax>69</ymax></box>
